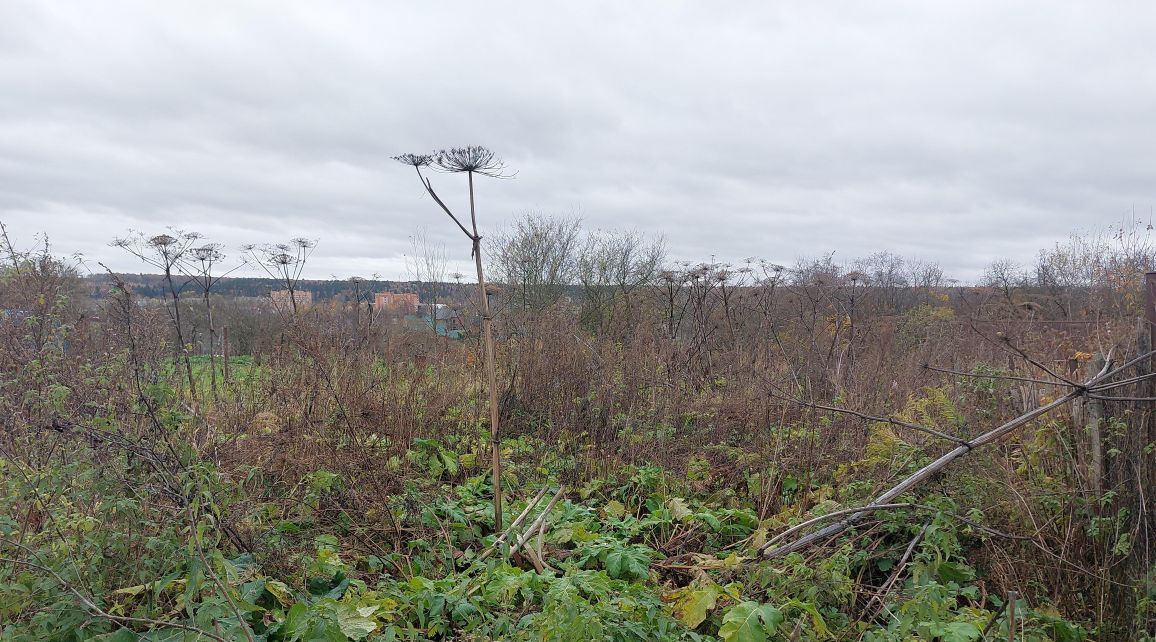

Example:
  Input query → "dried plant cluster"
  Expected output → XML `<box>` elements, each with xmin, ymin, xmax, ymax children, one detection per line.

<box><xmin>0</xmin><ymin>215</ymin><xmax>1154</xmax><ymax>639</ymax></box>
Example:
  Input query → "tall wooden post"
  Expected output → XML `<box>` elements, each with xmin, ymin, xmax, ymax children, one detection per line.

<box><xmin>222</xmin><ymin>326</ymin><xmax>231</xmax><ymax>384</ymax></box>
<box><xmin>1138</xmin><ymin>274</ymin><xmax>1155</xmax><ymax>551</ymax></box>
<box><xmin>1146</xmin><ymin>272</ymin><xmax>1156</xmax><ymax>370</ymax></box>
<box><xmin>1086</xmin><ymin>354</ymin><xmax>1106</xmax><ymax>499</ymax></box>
<box><xmin>1006</xmin><ymin>590</ymin><xmax>1018</xmax><ymax>642</ymax></box>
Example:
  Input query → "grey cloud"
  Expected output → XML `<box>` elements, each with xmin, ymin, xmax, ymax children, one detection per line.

<box><xmin>2</xmin><ymin>1</ymin><xmax>1155</xmax><ymax>282</ymax></box>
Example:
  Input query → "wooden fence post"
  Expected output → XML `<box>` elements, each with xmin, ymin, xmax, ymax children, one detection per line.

<box><xmin>1006</xmin><ymin>590</ymin><xmax>1017</xmax><ymax>642</ymax></box>
<box><xmin>222</xmin><ymin>326</ymin><xmax>230</xmax><ymax>384</ymax></box>
<box><xmin>1146</xmin><ymin>273</ymin><xmax>1156</xmax><ymax>367</ymax></box>
<box><xmin>1086</xmin><ymin>354</ymin><xmax>1106</xmax><ymax>499</ymax></box>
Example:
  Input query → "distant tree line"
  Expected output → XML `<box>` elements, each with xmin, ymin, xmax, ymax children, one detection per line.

<box><xmin>85</xmin><ymin>274</ymin><xmax>469</xmax><ymax>303</ymax></box>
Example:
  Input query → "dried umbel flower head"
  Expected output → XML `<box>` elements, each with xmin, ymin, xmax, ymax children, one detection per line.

<box><xmin>270</xmin><ymin>252</ymin><xmax>297</xmax><ymax>266</ymax></box>
<box><xmin>392</xmin><ymin>153</ymin><xmax>433</xmax><ymax>168</ymax></box>
<box><xmin>150</xmin><ymin>234</ymin><xmax>178</xmax><ymax>248</ymax></box>
<box><xmin>192</xmin><ymin>244</ymin><xmax>224</xmax><ymax>262</ymax></box>
<box><xmin>434</xmin><ymin>146</ymin><xmax>511</xmax><ymax>178</ymax></box>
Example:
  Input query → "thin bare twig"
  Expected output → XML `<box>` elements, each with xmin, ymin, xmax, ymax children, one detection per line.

<box><xmin>1088</xmin><ymin>370</ymin><xmax>1156</xmax><ymax>392</ymax></box>
<box><xmin>1087</xmin><ymin>394</ymin><xmax>1156</xmax><ymax>402</ymax></box>
<box><xmin>420</xmin><ymin>172</ymin><xmax>475</xmax><ymax>240</ymax></box>
<box><xmin>1090</xmin><ymin>349</ymin><xmax>1151</xmax><ymax>383</ymax></box>
<box><xmin>997</xmin><ymin>335</ymin><xmax>1080</xmax><ymax>387</ymax></box>
<box><xmin>191</xmin><ymin>507</ymin><xmax>255</xmax><ymax>642</ymax></box>
<box><xmin>924</xmin><ymin>364</ymin><xmax>1071</xmax><ymax>388</ymax></box>
<box><xmin>865</xmin><ymin>522</ymin><xmax>929</xmax><ymax>618</ymax></box>
<box><xmin>766</xmin><ymin>387</ymin><xmax>970</xmax><ymax>446</ymax></box>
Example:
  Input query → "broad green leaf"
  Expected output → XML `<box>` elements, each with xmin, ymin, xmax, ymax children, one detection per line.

<box><xmin>940</xmin><ymin>621</ymin><xmax>981</xmax><ymax>642</ymax></box>
<box><xmin>440</xmin><ymin>451</ymin><xmax>459</xmax><ymax>476</ymax></box>
<box><xmin>719</xmin><ymin>601</ymin><xmax>783</xmax><ymax>642</ymax></box>
<box><xmin>280</xmin><ymin>602</ymin><xmax>309</xmax><ymax>639</ymax></box>
<box><xmin>112</xmin><ymin>584</ymin><xmax>146</xmax><ymax>597</ymax></box>
<box><xmin>936</xmin><ymin>561</ymin><xmax>975</xmax><ymax>583</ymax></box>
<box><xmin>91</xmin><ymin>629</ymin><xmax>137</xmax><ymax>642</ymax></box>
<box><xmin>697</xmin><ymin>512</ymin><xmax>722</xmax><ymax>531</ymax></box>
<box><xmin>719</xmin><ymin>602</ymin><xmax>765</xmax><ymax>642</ymax></box>
<box><xmin>782</xmin><ymin>598</ymin><xmax>829</xmax><ymax>637</ymax></box>
<box><xmin>604</xmin><ymin>545</ymin><xmax>650</xmax><ymax>580</ymax></box>
<box><xmin>1051</xmin><ymin>620</ymin><xmax>1086</xmax><ymax>642</ymax></box>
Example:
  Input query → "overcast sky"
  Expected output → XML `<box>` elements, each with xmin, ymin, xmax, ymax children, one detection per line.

<box><xmin>2</xmin><ymin>1</ymin><xmax>1154</xmax><ymax>282</ymax></box>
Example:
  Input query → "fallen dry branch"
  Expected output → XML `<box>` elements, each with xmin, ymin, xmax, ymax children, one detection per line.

<box><xmin>760</xmin><ymin>502</ymin><xmax>1028</xmax><ymax>556</ymax></box>
<box><xmin>761</xmin><ymin>355</ymin><xmax>1121</xmax><ymax>558</ymax></box>
<box><xmin>510</xmin><ymin>487</ymin><xmax>564</xmax><ymax>558</ymax></box>
<box><xmin>478</xmin><ymin>485</ymin><xmax>551</xmax><ymax>563</ymax></box>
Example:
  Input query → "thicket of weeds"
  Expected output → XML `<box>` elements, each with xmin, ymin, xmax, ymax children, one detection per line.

<box><xmin>1</xmin><ymin>224</ymin><xmax>1154</xmax><ymax>640</ymax></box>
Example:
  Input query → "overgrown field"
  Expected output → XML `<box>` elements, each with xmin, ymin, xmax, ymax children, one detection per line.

<box><xmin>1</xmin><ymin>225</ymin><xmax>1155</xmax><ymax>640</ymax></box>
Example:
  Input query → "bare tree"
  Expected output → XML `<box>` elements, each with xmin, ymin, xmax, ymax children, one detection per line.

<box><xmin>112</xmin><ymin>229</ymin><xmax>201</xmax><ymax>398</ymax></box>
<box><xmin>492</xmin><ymin>213</ymin><xmax>582</xmax><ymax>311</ymax></box>
<box><xmin>576</xmin><ymin>228</ymin><xmax>665</xmax><ymax>333</ymax></box>
<box><xmin>852</xmin><ymin>250</ymin><xmax>908</xmax><ymax>314</ymax></box>
<box><xmin>982</xmin><ymin>258</ymin><xmax>1027</xmax><ymax>309</ymax></box>
<box><xmin>394</xmin><ymin>146</ymin><xmax>512</xmax><ymax>529</ymax></box>
<box><xmin>406</xmin><ymin>228</ymin><xmax>449</xmax><ymax>342</ymax></box>
<box><xmin>905</xmin><ymin>257</ymin><xmax>944</xmax><ymax>307</ymax></box>
<box><xmin>0</xmin><ymin>221</ymin><xmax>24</xmax><ymax>275</ymax></box>
<box><xmin>1035</xmin><ymin>217</ymin><xmax>1156</xmax><ymax>318</ymax></box>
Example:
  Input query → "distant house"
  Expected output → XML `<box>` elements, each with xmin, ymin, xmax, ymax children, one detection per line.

<box><xmin>270</xmin><ymin>289</ymin><xmax>313</xmax><ymax>310</ymax></box>
<box><xmin>412</xmin><ymin>304</ymin><xmax>465</xmax><ymax>339</ymax></box>
<box><xmin>374</xmin><ymin>292</ymin><xmax>419</xmax><ymax>315</ymax></box>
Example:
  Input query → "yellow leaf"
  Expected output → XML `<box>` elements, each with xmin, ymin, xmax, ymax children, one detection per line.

<box><xmin>669</xmin><ymin>583</ymin><xmax>722</xmax><ymax>629</ymax></box>
<box><xmin>265</xmin><ymin>579</ymin><xmax>294</xmax><ymax>606</ymax></box>
<box><xmin>668</xmin><ymin>497</ymin><xmax>692</xmax><ymax>521</ymax></box>
<box><xmin>603</xmin><ymin>500</ymin><xmax>626</xmax><ymax>519</ymax></box>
